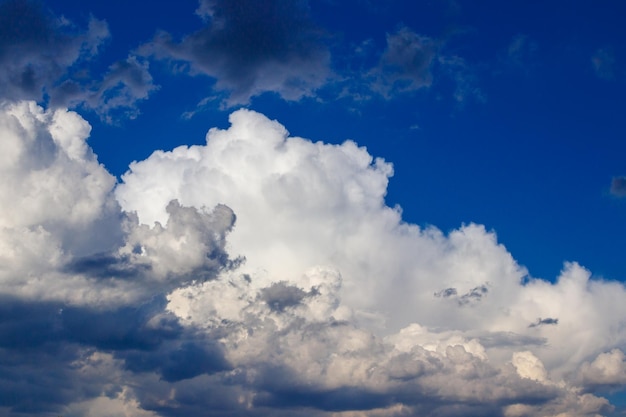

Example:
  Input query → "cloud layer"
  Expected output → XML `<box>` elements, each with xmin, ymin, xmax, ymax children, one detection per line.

<box><xmin>1</xmin><ymin>100</ymin><xmax>625</xmax><ymax>416</ymax></box>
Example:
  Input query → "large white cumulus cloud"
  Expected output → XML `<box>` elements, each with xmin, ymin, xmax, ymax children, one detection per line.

<box><xmin>3</xmin><ymin>102</ymin><xmax>626</xmax><ymax>416</ymax></box>
<box><xmin>115</xmin><ymin>109</ymin><xmax>626</xmax><ymax>415</ymax></box>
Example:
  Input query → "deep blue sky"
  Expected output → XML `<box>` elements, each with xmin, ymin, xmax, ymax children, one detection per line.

<box><xmin>47</xmin><ymin>0</ymin><xmax>626</xmax><ymax>283</ymax></box>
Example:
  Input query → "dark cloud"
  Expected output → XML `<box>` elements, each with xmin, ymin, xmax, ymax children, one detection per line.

<box><xmin>53</xmin><ymin>55</ymin><xmax>158</xmax><ymax>123</ymax></box>
<box><xmin>0</xmin><ymin>0</ymin><xmax>156</xmax><ymax>122</ymax></box>
<box><xmin>260</xmin><ymin>281</ymin><xmax>318</xmax><ymax>312</ymax></box>
<box><xmin>459</xmin><ymin>284</ymin><xmax>489</xmax><ymax>305</ymax></box>
<box><xmin>368</xmin><ymin>26</ymin><xmax>438</xmax><ymax>98</ymax></box>
<box><xmin>435</xmin><ymin>284</ymin><xmax>489</xmax><ymax>306</ymax></box>
<box><xmin>254</xmin><ymin>385</ymin><xmax>394</xmax><ymax>411</ymax></box>
<box><xmin>435</xmin><ymin>287</ymin><xmax>458</xmax><ymax>298</ymax></box>
<box><xmin>64</xmin><ymin>252</ymin><xmax>150</xmax><ymax>279</ymax></box>
<box><xmin>529</xmin><ymin>317</ymin><xmax>559</xmax><ymax>328</ymax></box>
<box><xmin>611</xmin><ymin>176</ymin><xmax>626</xmax><ymax>197</ymax></box>
<box><xmin>0</xmin><ymin>0</ymin><xmax>108</xmax><ymax>101</ymax></box>
<box><xmin>125</xmin><ymin>341</ymin><xmax>229</xmax><ymax>382</ymax></box>
<box><xmin>142</xmin><ymin>0</ymin><xmax>331</xmax><ymax>107</ymax></box>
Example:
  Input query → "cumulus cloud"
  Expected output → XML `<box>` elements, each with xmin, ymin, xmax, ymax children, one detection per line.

<box><xmin>141</xmin><ymin>0</ymin><xmax>331</xmax><ymax>107</ymax></box>
<box><xmin>115</xmin><ymin>109</ymin><xmax>626</xmax><ymax>414</ymax></box>
<box><xmin>3</xmin><ymin>103</ymin><xmax>626</xmax><ymax>415</ymax></box>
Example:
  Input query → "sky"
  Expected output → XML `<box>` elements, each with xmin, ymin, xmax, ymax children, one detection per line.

<box><xmin>1</xmin><ymin>0</ymin><xmax>626</xmax><ymax>416</ymax></box>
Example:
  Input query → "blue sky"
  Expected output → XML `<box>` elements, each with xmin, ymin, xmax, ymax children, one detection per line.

<box><xmin>1</xmin><ymin>0</ymin><xmax>626</xmax><ymax>416</ymax></box>
<box><xmin>52</xmin><ymin>0</ymin><xmax>626</xmax><ymax>282</ymax></box>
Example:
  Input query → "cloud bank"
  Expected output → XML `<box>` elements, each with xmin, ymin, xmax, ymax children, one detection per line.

<box><xmin>2</xmin><ymin>102</ymin><xmax>626</xmax><ymax>416</ymax></box>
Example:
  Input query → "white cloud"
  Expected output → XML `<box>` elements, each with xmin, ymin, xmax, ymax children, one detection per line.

<box><xmin>116</xmin><ymin>108</ymin><xmax>626</xmax><ymax>414</ymax></box>
<box><xmin>2</xmin><ymin>103</ymin><xmax>626</xmax><ymax>416</ymax></box>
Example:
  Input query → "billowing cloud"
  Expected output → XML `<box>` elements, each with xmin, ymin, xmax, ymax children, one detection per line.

<box><xmin>142</xmin><ymin>0</ymin><xmax>331</xmax><ymax>107</ymax></box>
<box><xmin>2</xmin><ymin>102</ymin><xmax>626</xmax><ymax>416</ymax></box>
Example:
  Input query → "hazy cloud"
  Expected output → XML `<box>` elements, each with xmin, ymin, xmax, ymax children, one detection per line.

<box><xmin>53</xmin><ymin>55</ymin><xmax>158</xmax><ymax>123</ymax></box>
<box><xmin>592</xmin><ymin>47</ymin><xmax>616</xmax><ymax>80</ymax></box>
<box><xmin>142</xmin><ymin>0</ymin><xmax>331</xmax><ymax>106</ymax></box>
<box><xmin>610</xmin><ymin>176</ymin><xmax>626</xmax><ymax>197</ymax></box>
<box><xmin>368</xmin><ymin>27</ymin><xmax>438</xmax><ymax>98</ymax></box>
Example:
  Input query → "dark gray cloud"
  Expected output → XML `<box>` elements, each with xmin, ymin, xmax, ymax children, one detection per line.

<box><xmin>260</xmin><ymin>281</ymin><xmax>318</xmax><ymax>312</ymax></box>
<box><xmin>435</xmin><ymin>284</ymin><xmax>489</xmax><ymax>306</ymax></box>
<box><xmin>53</xmin><ymin>55</ymin><xmax>158</xmax><ymax>123</ymax></box>
<box><xmin>434</xmin><ymin>287</ymin><xmax>458</xmax><ymax>298</ymax></box>
<box><xmin>0</xmin><ymin>197</ymin><xmax>240</xmax><ymax>416</ymax></box>
<box><xmin>142</xmin><ymin>0</ymin><xmax>331</xmax><ymax>107</ymax></box>
<box><xmin>611</xmin><ymin>176</ymin><xmax>626</xmax><ymax>197</ymax></box>
<box><xmin>529</xmin><ymin>317</ymin><xmax>559</xmax><ymax>328</ymax></box>
<box><xmin>368</xmin><ymin>26</ymin><xmax>438</xmax><ymax>98</ymax></box>
<box><xmin>0</xmin><ymin>0</ymin><xmax>107</xmax><ymax>100</ymax></box>
<box><xmin>0</xmin><ymin>0</ymin><xmax>156</xmax><ymax>122</ymax></box>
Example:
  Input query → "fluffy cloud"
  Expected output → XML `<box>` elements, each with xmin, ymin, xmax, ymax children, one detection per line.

<box><xmin>142</xmin><ymin>0</ymin><xmax>331</xmax><ymax>107</ymax></box>
<box><xmin>2</xmin><ymin>103</ymin><xmax>626</xmax><ymax>416</ymax></box>
<box><xmin>116</xmin><ymin>109</ymin><xmax>626</xmax><ymax>414</ymax></box>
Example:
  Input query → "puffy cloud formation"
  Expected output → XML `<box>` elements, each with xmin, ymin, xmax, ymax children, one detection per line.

<box><xmin>2</xmin><ymin>103</ymin><xmax>626</xmax><ymax>416</ymax></box>
<box><xmin>142</xmin><ymin>0</ymin><xmax>331</xmax><ymax>106</ymax></box>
